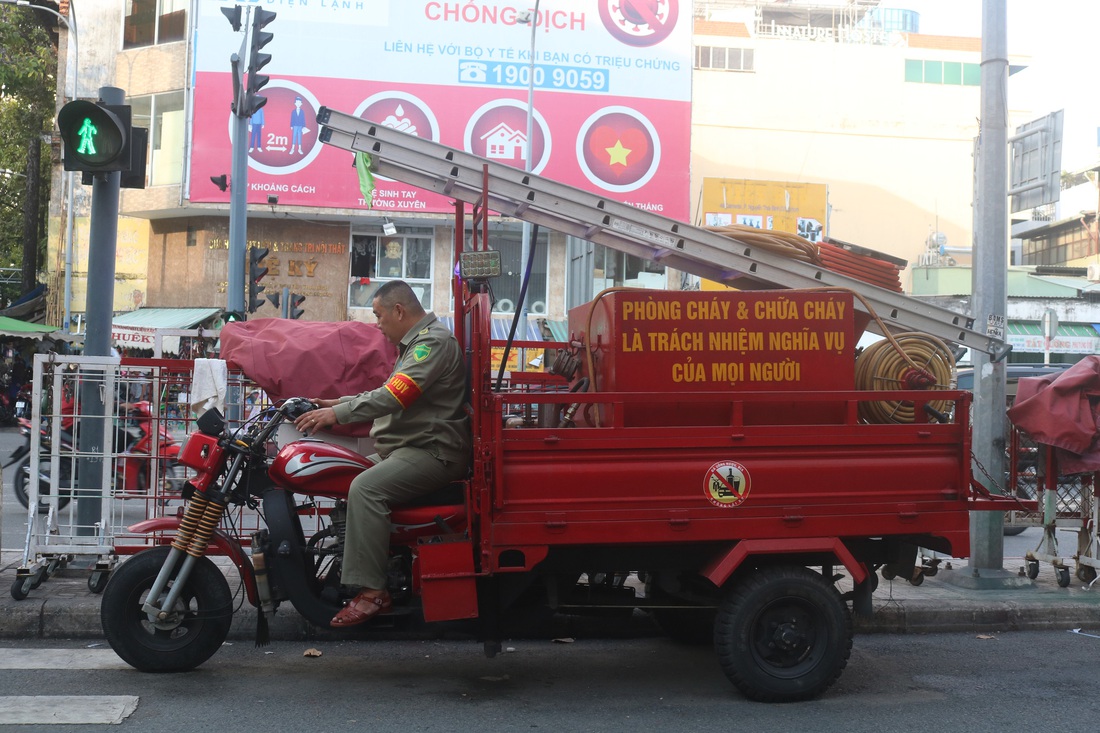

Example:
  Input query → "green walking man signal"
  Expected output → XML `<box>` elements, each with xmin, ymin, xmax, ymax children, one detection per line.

<box><xmin>76</xmin><ymin>117</ymin><xmax>98</xmax><ymax>155</ymax></box>
<box><xmin>57</xmin><ymin>99</ymin><xmax>132</xmax><ymax>173</ymax></box>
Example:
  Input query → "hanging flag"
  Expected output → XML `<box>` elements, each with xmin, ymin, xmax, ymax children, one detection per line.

<box><xmin>355</xmin><ymin>152</ymin><xmax>375</xmax><ymax>208</ymax></box>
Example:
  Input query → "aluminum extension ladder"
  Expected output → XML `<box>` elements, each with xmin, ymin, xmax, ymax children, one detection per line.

<box><xmin>317</xmin><ymin>106</ymin><xmax>1007</xmax><ymax>359</ymax></box>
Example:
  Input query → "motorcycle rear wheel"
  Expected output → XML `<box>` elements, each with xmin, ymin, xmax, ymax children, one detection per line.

<box><xmin>13</xmin><ymin>456</ymin><xmax>72</xmax><ymax>515</ymax></box>
<box><xmin>101</xmin><ymin>546</ymin><xmax>233</xmax><ymax>672</ymax></box>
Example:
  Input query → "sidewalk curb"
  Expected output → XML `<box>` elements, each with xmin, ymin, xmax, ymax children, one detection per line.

<box><xmin>856</xmin><ymin>598</ymin><xmax>1100</xmax><ymax>634</ymax></box>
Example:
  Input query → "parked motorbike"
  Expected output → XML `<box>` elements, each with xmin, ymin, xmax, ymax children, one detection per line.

<box><xmin>3</xmin><ymin>399</ymin><xmax>186</xmax><ymax>514</ymax></box>
<box><xmin>101</xmin><ymin>398</ymin><xmax>466</xmax><ymax>672</ymax></box>
<box><xmin>13</xmin><ymin>382</ymin><xmax>31</xmax><ymax>420</ymax></box>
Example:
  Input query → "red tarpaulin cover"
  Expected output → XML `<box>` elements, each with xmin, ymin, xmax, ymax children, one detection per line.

<box><xmin>220</xmin><ymin>319</ymin><xmax>397</xmax><ymax>437</ymax></box>
<box><xmin>1007</xmin><ymin>355</ymin><xmax>1100</xmax><ymax>473</ymax></box>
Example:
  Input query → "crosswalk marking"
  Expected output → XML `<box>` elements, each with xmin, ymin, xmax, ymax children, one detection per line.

<box><xmin>0</xmin><ymin>648</ymin><xmax>130</xmax><ymax>670</ymax></box>
<box><xmin>0</xmin><ymin>650</ymin><xmax>139</xmax><ymax>724</ymax></box>
<box><xmin>0</xmin><ymin>696</ymin><xmax>139</xmax><ymax>725</ymax></box>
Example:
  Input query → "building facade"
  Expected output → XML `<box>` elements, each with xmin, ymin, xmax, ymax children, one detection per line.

<box><xmin>44</xmin><ymin>1</ymin><xmax>1026</xmax><ymax>337</ymax></box>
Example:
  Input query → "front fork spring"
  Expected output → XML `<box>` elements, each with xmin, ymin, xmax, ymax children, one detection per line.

<box><xmin>143</xmin><ymin>494</ymin><xmax>226</xmax><ymax>621</ymax></box>
<box><xmin>186</xmin><ymin>499</ymin><xmax>227</xmax><ymax>558</ymax></box>
<box><xmin>170</xmin><ymin>493</ymin><xmax>210</xmax><ymax>554</ymax></box>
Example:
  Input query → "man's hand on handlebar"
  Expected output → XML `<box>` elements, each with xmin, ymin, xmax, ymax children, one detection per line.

<box><xmin>292</xmin><ymin>398</ymin><xmax>340</xmax><ymax>436</ymax></box>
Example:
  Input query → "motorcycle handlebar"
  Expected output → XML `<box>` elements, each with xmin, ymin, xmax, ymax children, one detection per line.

<box><xmin>279</xmin><ymin>397</ymin><xmax>316</xmax><ymax>420</ymax></box>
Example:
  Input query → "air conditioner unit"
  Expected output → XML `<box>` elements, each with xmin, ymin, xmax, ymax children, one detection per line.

<box><xmin>1088</xmin><ymin>263</ymin><xmax>1100</xmax><ymax>282</ymax></box>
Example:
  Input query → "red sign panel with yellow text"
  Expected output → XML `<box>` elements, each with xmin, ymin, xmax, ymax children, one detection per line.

<box><xmin>569</xmin><ymin>291</ymin><xmax>854</xmax><ymax>425</ymax></box>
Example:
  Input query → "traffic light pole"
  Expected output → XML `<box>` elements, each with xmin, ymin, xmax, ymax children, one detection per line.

<box><xmin>225</xmin><ymin>6</ymin><xmax>274</xmax><ymax>318</ymax></box>
<box><xmin>76</xmin><ymin>85</ymin><xmax>125</xmax><ymax>536</ymax></box>
<box><xmin>225</xmin><ymin>14</ymin><xmax>251</xmax><ymax>317</ymax></box>
<box><xmin>227</xmin><ymin>109</ymin><xmax>248</xmax><ymax>314</ymax></box>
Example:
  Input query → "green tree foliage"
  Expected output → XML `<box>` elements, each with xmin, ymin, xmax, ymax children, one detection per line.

<box><xmin>0</xmin><ymin>5</ymin><xmax>57</xmax><ymax>306</ymax></box>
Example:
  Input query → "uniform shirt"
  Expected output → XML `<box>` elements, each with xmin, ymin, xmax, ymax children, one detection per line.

<box><xmin>332</xmin><ymin>312</ymin><xmax>470</xmax><ymax>463</ymax></box>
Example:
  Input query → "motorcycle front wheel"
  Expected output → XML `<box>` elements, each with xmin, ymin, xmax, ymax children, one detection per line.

<box><xmin>13</xmin><ymin>456</ymin><xmax>72</xmax><ymax>514</ymax></box>
<box><xmin>101</xmin><ymin>546</ymin><xmax>233</xmax><ymax>672</ymax></box>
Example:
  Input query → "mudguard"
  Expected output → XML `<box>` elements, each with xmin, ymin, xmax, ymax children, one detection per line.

<box><xmin>125</xmin><ymin>517</ymin><xmax>258</xmax><ymax>605</ymax></box>
<box><xmin>261</xmin><ymin>488</ymin><xmax>343</xmax><ymax>628</ymax></box>
<box><xmin>702</xmin><ymin>537</ymin><xmax>868</xmax><ymax>588</ymax></box>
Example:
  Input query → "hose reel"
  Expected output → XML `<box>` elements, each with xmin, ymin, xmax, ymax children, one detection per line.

<box><xmin>855</xmin><ymin>332</ymin><xmax>956</xmax><ymax>424</ymax></box>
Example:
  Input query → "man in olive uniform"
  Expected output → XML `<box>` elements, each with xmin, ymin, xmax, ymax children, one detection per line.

<box><xmin>294</xmin><ymin>280</ymin><xmax>470</xmax><ymax>627</ymax></box>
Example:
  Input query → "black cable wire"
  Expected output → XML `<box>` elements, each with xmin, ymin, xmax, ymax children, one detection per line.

<box><xmin>495</xmin><ymin>224</ymin><xmax>540</xmax><ymax>392</ymax></box>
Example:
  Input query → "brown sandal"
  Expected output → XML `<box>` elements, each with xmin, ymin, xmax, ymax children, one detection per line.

<box><xmin>330</xmin><ymin>589</ymin><xmax>392</xmax><ymax>628</ymax></box>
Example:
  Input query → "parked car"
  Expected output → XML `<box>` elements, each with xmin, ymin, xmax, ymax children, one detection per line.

<box><xmin>954</xmin><ymin>362</ymin><xmax>1072</xmax><ymax>402</ymax></box>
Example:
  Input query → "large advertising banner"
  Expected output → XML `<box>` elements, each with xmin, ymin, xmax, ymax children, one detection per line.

<box><xmin>189</xmin><ymin>1</ymin><xmax>692</xmax><ymax>220</ymax></box>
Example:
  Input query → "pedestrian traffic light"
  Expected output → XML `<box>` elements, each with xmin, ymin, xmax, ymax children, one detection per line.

<box><xmin>223</xmin><ymin>311</ymin><xmax>246</xmax><ymax>324</ymax></box>
<box><xmin>289</xmin><ymin>293</ymin><xmax>305</xmax><ymax>320</ymax></box>
<box><xmin>246</xmin><ymin>9</ymin><xmax>276</xmax><ymax>116</ymax></box>
<box><xmin>248</xmin><ymin>246</ymin><xmax>269</xmax><ymax>313</ymax></box>
<box><xmin>57</xmin><ymin>100</ymin><xmax>132</xmax><ymax>173</ymax></box>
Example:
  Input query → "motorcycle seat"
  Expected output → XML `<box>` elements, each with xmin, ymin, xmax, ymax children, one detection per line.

<box><xmin>390</xmin><ymin>481</ymin><xmax>467</xmax><ymax>535</ymax></box>
<box><xmin>394</xmin><ymin>480</ymin><xmax>465</xmax><ymax>508</ymax></box>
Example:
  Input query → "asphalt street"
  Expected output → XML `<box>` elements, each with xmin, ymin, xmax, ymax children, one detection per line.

<box><xmin>3</xmin><ymin>631</ymin><xmax>1100</xmax><ymax>730</ymax></box>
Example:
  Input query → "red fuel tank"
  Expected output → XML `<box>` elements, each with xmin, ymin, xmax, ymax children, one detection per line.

<box><xmin>269</xmin><ymin>439</ymin><xmax>372</xmax><ymax>500</ymax></box>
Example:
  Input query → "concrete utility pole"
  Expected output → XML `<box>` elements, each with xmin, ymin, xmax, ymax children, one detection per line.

<box><xmin>964</xmin><ymin>0</ymin><xmax>1020</xmax><ymax>586</ymax></box>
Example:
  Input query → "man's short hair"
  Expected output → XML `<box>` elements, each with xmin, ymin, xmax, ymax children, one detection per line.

<box><xmin>373</xmin><ymin>280</ymin><xmax>424</xmax><ymax>312</ymax></box>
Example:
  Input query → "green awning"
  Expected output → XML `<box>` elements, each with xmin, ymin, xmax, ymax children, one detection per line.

<box><xmin>0</xmin><ymin>316</ymin><xmax>57</xmax><ymax>339</ymax></box>
<box><xmin>112</xmin><ymin>307</ymin><xmax>222</xmax><ymax>352</ymax></box>
<box><xmin>1006</xmin><ymin>321</ymin><xmax>1100</xmax><ymax>354</ymax></box>
<box><xmin>112</xmin><ymin>307</ymin><xmax>222</xmax><ymax>330</ymax></box>
<box><xmin>542</xmin><ymin>319</ymin><xmax>569</xmax><ymax>342</ymax></box>
<box><xmin>1008</xmin><ymin>322</ymin><xmax>1099</xmax><ymax>339</ymax></box>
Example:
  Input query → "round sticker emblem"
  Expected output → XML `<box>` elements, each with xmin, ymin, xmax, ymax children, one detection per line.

<box><xmin>704</xmin><ymin>461</ymin><xmax>750</xmax><ymax>508</ymax></box>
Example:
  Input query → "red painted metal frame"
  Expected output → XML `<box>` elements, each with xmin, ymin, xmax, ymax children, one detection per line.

<box><xmin>459</xmin><ymin>287</ymin><xmax>979</xmax><ymax>582</ymax></box>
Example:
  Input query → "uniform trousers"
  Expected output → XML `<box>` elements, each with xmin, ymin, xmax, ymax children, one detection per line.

<box><xmin>341</xmin><ymin>446</ymin><xmax>469</xmax><ymax>590</ymax></box>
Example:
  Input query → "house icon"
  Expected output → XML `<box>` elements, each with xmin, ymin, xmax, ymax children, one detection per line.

<box><xmin>479</xmin><ymin>123</ymin><xmax>527</xmax><ymax>162</ymax></box>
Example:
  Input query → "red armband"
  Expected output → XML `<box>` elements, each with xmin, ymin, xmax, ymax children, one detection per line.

<box><xmin>385</xmin><ymin>372</ymin><xmax>422</xmax><ymax>409</ymax></box>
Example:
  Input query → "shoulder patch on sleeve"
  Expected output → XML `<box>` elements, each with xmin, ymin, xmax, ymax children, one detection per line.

<box><xmin>412</xmin><ymin>343</ymin><xmax>431</xmax><ymax>362</ymax></box>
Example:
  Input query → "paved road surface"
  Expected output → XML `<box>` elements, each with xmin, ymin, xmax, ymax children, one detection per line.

<box><xmin>2</xmin><ymin>631</ymin><xmax>1100</xmax><ymax>730</ymax></box>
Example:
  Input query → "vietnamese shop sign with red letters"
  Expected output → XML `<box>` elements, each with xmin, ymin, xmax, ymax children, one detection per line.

<box><xmin>189</xmin><ymin>1</ymin><xmax>692</xmax><ymax>220</ymax></box>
